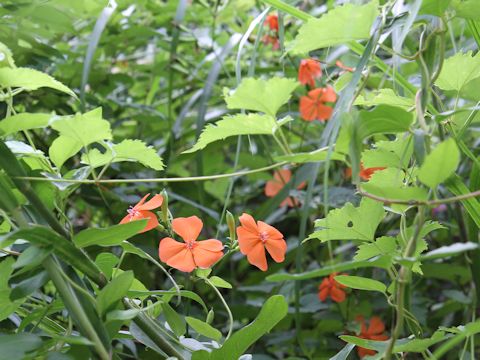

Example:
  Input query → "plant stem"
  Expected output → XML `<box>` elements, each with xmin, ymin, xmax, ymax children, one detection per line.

<box><xmin>205</xmin><ymin>278</ymin><xmax>234</xmax><ymax>340</ymax></box>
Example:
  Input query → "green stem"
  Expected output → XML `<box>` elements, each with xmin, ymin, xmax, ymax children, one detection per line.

<box><xmin>205</xmin><ymin>279</ymin><xmax>234</xmax><ymax>340</ymax></box>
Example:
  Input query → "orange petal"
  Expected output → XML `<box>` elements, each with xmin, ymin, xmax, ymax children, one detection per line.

<box><xmin>299</xmin><ymin>96</ymin><xmax>317</xmax><ymax>121</ymax></box>
<box><xmin>330</xmin><ymin>287</ymin><xmax>346</xmax><ymax>303</ymax></box>
<box><xmin>368</xmin><ymin>316</ymin><xmax>385</xmax><ymax>335</ymax></box>
<box><xmin>264</xmin><ymin>237</ymin><xmax>287</xmax><ymax>263</ymax></box>
<box><xmin>237</xmin><ymin>227</ymin><xmax>261</xmax><ymax>255</ymax></box>
<box><xmin>134</xmin><ymin>193</ymin><xmax>151</xmax><ymax>208</ymax></box>
<box><xmin>159</xmin><ymin>237</ymin><xmax>186</xmax><ymax>263</ymax></box>
<box><xmin>172</xmin><ymin>216</ymin><xmax>203</xmax><ymax>242</ymax></box>
<box><xmin>317</xmin><ymin>104</ymin><xmax>333</xmax><ymax>121</ymax></box>
<box><xmin>238</xmin><ymin>213</ymin><xmax>258</xmax><ymax>233</ymax></box>
<box><xmin>165</xmin><ymin>247</ymin><xmax>196</xmax><ymax>272</ymax></box>
<box><xmin>139</xmin><ymin>210</ymin><xmax>159</xmax><ymax>233</ymax></box>
<box><xmin>318</xmin><ymin>287</ymin><xmax>329</xmax><ymax>301</ymax></box>
<box><xmin>265</xmin><ymin>179</ymin><xmax>283</xmax><ymax>197</ymax></box>
<box><xmin>274</xmin><ymin>169</ymin><xmax>291</xmax><ymax>184</ymax></box>
<box><xmin>370</xmin><ymin>334</ymin><xmax>388</xmax><ymax>341</ymax></box>
<box><xmin>319</xmin><ymin>277</ymin><xmax>330</xmax><ymax>290</ymax></box>
<box><xmin>246</xmin><ymin>242</ymin><xmax>268</xmax><ymax>271</ymax></box>
<box><xmin>320</xmin><ymin>86</ymin><xmax>337</xmax><ymax>103</ymax></box>
<box><xmin>192</xmin><ymin>239</ymin><xmax>224</xmax><ymax>268</ymax></box>
<box><xmin>357</xmin><ymin>347</ymin><xmax>376</xmax><ymax>358</ymax></box>
<box><xmin>257</xmin><ymin>221</ymin><xmax>284</xmax><ymax>240</ymax></box>
<box><xmin>137</xmin><ymin>194</ymin><xmax>163</xmax><ymax>211</ymax></box>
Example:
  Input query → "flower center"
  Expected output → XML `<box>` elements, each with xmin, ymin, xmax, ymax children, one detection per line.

<box><xmin>185</xmin><ymin>241</ymin><xmax>197</xmax><ymax>250</ymax></box>
<box><xmin>259</xmin><ymin>231</ymin><xmax>269</xmax><ymax>243</ymax></box>
<box><xmin>127</xmin><ymin>206</ymin><xmax>140</xmax><ymax>218</ymax></box>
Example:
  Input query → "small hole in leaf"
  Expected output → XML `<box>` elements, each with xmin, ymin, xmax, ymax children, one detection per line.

<box><xmin>347</xmin><ymin>221</ymin><xmax>353</xmax><ymax>227</ymax></box>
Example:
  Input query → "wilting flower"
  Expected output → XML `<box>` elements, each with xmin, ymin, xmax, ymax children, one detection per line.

<box><xmin>345</xmin><ymin>164</ymin><xmax>386</xmax><ymax>181</ymax></box>
<box><xmin>336</xmin><ymin>60</ymin><xmax>354</xmax><ymax>72</ymax></box>
<box><xmin>299</xmin><ymin>86</ymin><xmax>337</xmax><ymax>122</ymax></box>
<box><xmin>158</xmin><ymin>216</ymin><xmax>223</xmax><ymax>272</ymax></box>
<box><xmin>298</xmin><ymin>59</ymin><xmax>322</xmax><ymax>87</ymax></box>
<box><xmin>236</xmin><ymin>213</ymin><xmax>286</xmax><ymax>271</ymax></box>
<box><xmin>120</xmin><ymin>193</ymin><xmax>163</xmax><ymax>233</ymax></box>
<box><xmin>318</xmin><ymin>273</ymin><xmax>347</xmax><ymax>303</ymax></box>
<box><xmin>355</xmin><ymin>316</ymin><xmax>389</xmax><ymax>358</ymax></box>
<box><xmin>265</xmin><ymin>14</ymin><xmax>279</xmax><ymax>32</ymax></box>
<box><xmin>265</xmin><ymin>169</ymin><xmax>306</xmax><ymax>207</ymax></box>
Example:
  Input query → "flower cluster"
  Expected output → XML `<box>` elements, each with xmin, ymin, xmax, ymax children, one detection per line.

<box><xmin>262</xmin><ymin>14</ymin><xmax>280</xmax><ymax>50</ymax></box>
<box><xmin>119</xmin><ymin>194</ymin><xmax>286</xmax><ymax>273</ymax></box>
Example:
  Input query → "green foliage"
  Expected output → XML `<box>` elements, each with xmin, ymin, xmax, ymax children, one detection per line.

<box><xmin>435</xmin><ymin>51</ymin><xmax>480</xmax><ymax>92</ymax></box>
<box><xmin>0</xmin><ymin>113</ymin><xmax>52</xmax><ymax>136</ymax></box>
<box><xmin>186</xmin><ymin>316</ymin><xmax>222</xmax><ymax>341</ymax></box>
<box><xmin>97</xmin><ymin>271</ymin><xmax>134</xmax><ymax>316</ymax></box>
<box><xmin>418</xmin><ymin>138</ymin><xmax>460</xmax><ymax>188</ymax></box>
<box><xmin>334</xmin><ymin>275</ymin><xmax>386</xmax><ymax>294</ymax></box>
<box><xmin>74</xmin><ymin>220</ymin><xmax>148</xmax><ymax>248</ymax></box>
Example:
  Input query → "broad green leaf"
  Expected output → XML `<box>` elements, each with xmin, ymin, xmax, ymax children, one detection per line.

<box><xmin>128</xmin><ymin>289</ymin><xmax>208</xmax><ymax>313</ymax></box>
<box><xmin>81</xmin><ymin>139</ymin><xmax>164</xmax><ymax>170</ymax></box>
<box><xmin>354</xmin><ymin>89</ymin><xmax>414</xmax><ymax>110</ymax></box>
<box><xmin>95</xmin><ymin>253</ymin><xmax>119</xmax><ymax>279</ymax></box>
<box><xmin>202</xmin><ymin>295</ymin><xmax>288</xmax><ymax>360</ymax></box>
<box><xmin>307</xmin><ymin>198</ymin><xmax>385</xmax><ymax>242</ymax></box>
<box><xmin>339</xmin><ymin>335</ymin><xmax>388</xmax><ymax>353</ymax></box>
<box><xmin>362</xmin><ymin>136</ymin><xmax>413</xmax><ymax>169</ymax></box>
<box><xmin>356</xmin><ymin>105</ymin><xmax>414</xmax><ymax>139</ymax></box>
<box><xmin>224</xmin><ymin>77</ymin><xmax>298</xmax><ymax>116</ymax></box>
<box><xmin>10</xmin><ymin>271</ymin><xmax>49</xmax><ymax>300</ymax></box>
<box><xmin>418</xmin><ymin>138</ymin><xmax>460</xmax><ymax>188</ymax></box>
<box><xmin>73</xmin><ymin>220</ymin><xmax>147</xmax><ymax>248</ymax></box>
<box><xmin>436</xmin><ymin>51</ymin><xmax>480</xmax><ymax>91</ymax></box>
<box><xmin>13</xmin><ymin>245</ymin><xmax>52</xmax><ymax>273</ymax></box>
<box><xmin>452</xmin><ymin>0</ymin><xmax>480</xmax><ymax>20</ymax></box>
<box><xmin>0</xmin><ymin>334</ymin><xmax>43</xmax><ymax>360</ymax></box>
<box><xmin>290</xmin><ymin>1</ymin><xmax>378</xmax><ymax>54</ymax></box>
<box><xmin>97</xmin><ymin>270</ymin><xmax>134</xmax><ymax>316</ymax></box>
<box><xmin>49</xmin><ymin>108</ymin><xmax>112</xmax><ymax>168</ymax></box>
<box><xmin>183</xmin><ymin>114</ymin><xmax>278</xmax><ymax>153</ymax></box>
<box><xmin>419</xmin><ymin>0</ymin><xmax>452</xmax><ymax>16</ymax></box>
<box><xmin>161</xmin><ymin>302</ymin><xmax>186</xmax><ymax>337</ymax></box>
<box><xmin>0</xmin><ymin>41</ymin><xmax>15</xmax><ymax>68</ymax></box>
<box><xmin>267</xmin><ymin>257</ymin><xmax>392</xmax><ymax>282</ymax></box>
<box><xmin>275</xmin><ymin>147</ymin><xmax>345</xmax><ymax>163</ymax></box>
<box><xmin>209</xmin><ymin>276</ymin><xmax>232</xmax><ymax>289</ymax></box>
<box><xmin>186</xmin><ymin>316</ymin><xmax>222</xmax><ymax>341</ymax></box>
<box><xmin>0</xmin><ymin>67</ymin><xmax>75</xmax><ymax>97</ymax></box>
<box><xmin>334</xmin><ymin>275</ymin><xmax>386</xmax><ymax>293</ymax></box>
<box><xmin>354</xmin><ymin>236</ymin><xmax>397</xmax><ymax>261</ymax></box>
<box><xmin>0</xmin><ymin>257</ymin><xmax>22</xmax><ymax>321</ymax></box>
<box><xmin>0</xmin><ymin>113</ymin><xmax>52</xmax><ymax>136</ymax></box>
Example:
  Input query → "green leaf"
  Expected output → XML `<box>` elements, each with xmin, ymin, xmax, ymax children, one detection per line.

<box><xmin>329</xmin><ymin>344</ymin><xmax>355</xmax><ymax>360</ymax></box>
<box><xmin>362</xmin><ymin>136</ymin><xmax>413</xmax><ymax>169</ymax></box>
<box><xmin>13</xmin><ymin>245</ymin><xmax>52</xmax><ymax>273</ymax></box>
<box><xmin>452</xmin><ymin>0</ymin><xmax>480</xmax><ymax>20</ymax></box>
<box><xmin>183</xmin><ymin>114</ymin><xmax>278</xmax><ymax>153</ymax></box>
<box><xmin>290</xmin><ymin>1</ymin><xmax>379</xmax><ymax>54</ymax></box>
<box><xmin>307</xmin><ymin>198</ymin><xmax>385</xmax><ymax>242</ymax></box>
<box><xmin>10</xmin><ymin>271</ymin><xmax>49</xmax><ymax>301</ymax></box>
<box><xmin>186</xmin><ymin>316</ymin><xmax>222</xmax><ymax>341</ymax></box>
<box><xmin>0</xmin><ymin>334</ymin><xmax>43</xmax><ymax>360</ymax></box>
<box><xmin>127</xmin><ymin>289</ymin><xmax>208</xmax><ymax>313</ymax></box>
<box><xmin>267</xmin><ymin>257</ymin><xmax>391</xmax><ymax>282</ymax></box>
<box><xmin>0</xmin><ymin>257</ymin><xmax>22</xmax><ymax>321</ymax></box>
<box><xmin>334</xmin><ymin>275</ymin><xmax>387</xmax><ymax>293</ymax></box>
<box><xmin>356</xmin><ymin>105</ymin><xmax>414</xmax><ymax>139</ymax></box>
<box><xmin>205</xmin><ymin>295</ymin><xmax>288</xmax><ymax>360</ymax></box>
<box><xmin>0</xmin><ymin>113</ymin><xmax>52</xmax><ymax>136</ymax></box>
<box><xmin>224</xmin><ymin>77</ymin><xmax>298</xmax><ymax>116</ymax></box>
<box><xmin>275</xmin><ymin>147</ymin><xmax>345</xmax><ymax>163</ymax></box>
<box><xmin>354</xmin><ymin>89</ymin><xmax>414</xmax><ymax>110</ymax></box>
<box><xmin>49</xmin><ymin>108</ymin><xmax>112</xmax><ymax>168</ymax></box>
<box><xmin>354</xmin><ymin>236</ymin><xmax>397</xmax><ymax>261</ymax></box>
<box><xmin>0</xmin><ymin>67</ymin><xmax>75</xmax><ymax>97</ymax></box>
<box><xmin>97</xmin><ymin>270</ymin><xmax>134</xmax><ymax>316</ymax></box>
<box><xmin>81</xmin><ymin>139</ymin><xmax>164</xmax><ymax>171</ymax></box>
<box><xmin>418</xmin><ymin>138</ymin><xmax>460</xmax><ymax>188</ymax></box>
<box><xmin>421</xmin><ymin>242</ymin><xmax>478</xmax><ymax>261</ymax></box>
<box><xmin>73</xmin><ymin>220</ymin><xmax>147</xmax><ymax>248</ymax></box>
<box><xmin>420</xmin><ymin>0</ymin><xmax>452</xmax><ymax>16</ymax></box>
<box><xmin>446</xmin><ymin>175</ymin><xmax>480</xmax><ymax>227</ymax></box>
<box><xmin>339</xmin><ymin>335</ymin><xmax>388</xmax><ymax>353</ymax></box>
<box><xmin>436</xmin><ymin>51</ymin><xmax>480</xmax><ymax>91</ymax></box>
<box><xmin>209</xmin><ymin>276</ymin><xmax>232</xmax><ymax>289</ymax></box>
<box><xmin>161</xmin><ymin>302</ymin><xmax>186</xmax><ymax>337</ymax></box>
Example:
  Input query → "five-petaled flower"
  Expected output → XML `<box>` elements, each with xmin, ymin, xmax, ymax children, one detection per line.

<box><xmin>158</xmin><ymin>216</ymin><xmax>224</xmax><ymax>272</ymax></box>
<box><xmin>355</xmin><ymin>316</ymin><xmax>389</xmax><ymax>358</ymax></box>
<box><xmin>299</xmin><ymin>86</ymin><xmax>337</xmax><ymax>122</ymax></box>
<box><xmin>236</xmin><ymin>213</ymin><xmax>286</xmax><ymax>271</ymax></box>
<box><xmin>120</xmin><ymin>193</ymin><xmax>163</xmax><ymax>233</ymax></box>
<box><xmin>318</xmin><ymin>273</ymin><xmax>347</xmax><ymax>303</ymax></box>
<box><xmin>265</xmin><ymin>169</ymin><xmax>306</xmax><ymax>207</ymax></box>
<box><xmin>298</xmin><ymin>59</ymin><xmax>322</xmax><ymax>87</ymax></box>
<box><xmin>345</xmin><ymin>164</ymin><xmax>386</xmax><ymax>181</ymax></box>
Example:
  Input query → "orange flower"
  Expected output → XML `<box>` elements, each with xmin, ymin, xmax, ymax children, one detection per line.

<box><xmin>298</xmin><ymin>59</ymin><xmax>322</xmax><ymax>87</ymax></box>
<box><xmin>158</xmin><ymin>216</ymin><xmax>223</xmax><ymax>272</ymax></box>
<box><xmin>265</xmin><ymin>14</ymin><xmax>279</xmax><ymax>32</ymax></box>
<box><xmin>355</xmin><ymin>316</ymin><xmax>389</xmax><ymax>358</ymax></box>
<box><xmin>236</xmin><ymin>213</ymin><xmax>286</xmax><ymax>271</ymax></box>
<box><xmin>345</xmin><ymin>164</ymin><xmax>386</xmax><ymax>181</ymax></box>
<box><xmin>299</xmin><ymin>86</ymin><xmax>337</xmax><ymax>122</ymax></box>
<box><xmin>262</xmin><ymin>34</ymin><xmax>280</xmax><ymax>50</ymax></box>
<box><xmin>120</xmin><ymin>193</ymin><xmax>163</xmax><ymax>233</ymax></box>
<box><xmin>265</xmin><ymin>169</ymin><xmax>306</xmax><ymax>207</ymax></box>
<box><xmin>318</xmin><ymin>273</ymin><xmax>347</xmax><ymax>303</ymax></box>
<box><xmin>336</xmin><ymin>60</ymin><xmax>354</xmax><ymax>72</ymax></box>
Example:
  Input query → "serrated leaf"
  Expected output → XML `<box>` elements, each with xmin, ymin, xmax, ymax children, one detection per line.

<box><xmin>0</xmin><ymin>67</ymin><xmax>76</xmax><ymax>97</ymax></box>
<box><xmin>183</xmin><ymin>114</ymin><xmax>277</xmax><ymax>153</ymax></box>
<box><xmin>355</xmin><ymin>236</ymin><xmax>397</xmax><ymax>261</ymax></box>
<box><xmin>275</xmin><ymin>147</ymin><xmax>345</xmax><ymax>163</ymax></box>
<box><xmin>290</xmin><ymin>1</ymin><xmax>378</xmax><ymax>54</ymax></box>
<box><xmin>307</xmin><ymin>198</ymin><xmax>385</xmax><ymax>242</ymax></box>
<box><xmin>418</xmin><ymin>138</ymin><xmax>460</xmax><ymax>188</ymax></box>
<box><xmin>362</xmin><ymin>136</ymin><xmax>413</xmax><ymax>169</ymax></box>
<box><xmin>436</xmin><ymin>51</ymin><xmax>480</xmax><ymax>91</ymax></box>
<box><xmin>0</xmin><ymin>113</ymin><xmax>52</xmax><ymax>136</ymax></box>
<box><xmin>81</xmin><ymin>139</ymin><xmax>164</xmax><ymax>170</ymax></box>
<box><xmin>186</xmin><ymin>317</ymin><xmax>222</xmax><ymax>341</ymax></box>
<box><xmin>354</xmin><ymin>89</ymin><xmax>414</xmax><ymax>110</ymax></box>
<box><xmin>334</xmin><ymin>275</ymin><xmax>386</xmax><ymax>293</ymax></box>
<box><xmin>224</xmin><ymin>77</ymin><xmax>298</xmax><ymax>116</ymax></box>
